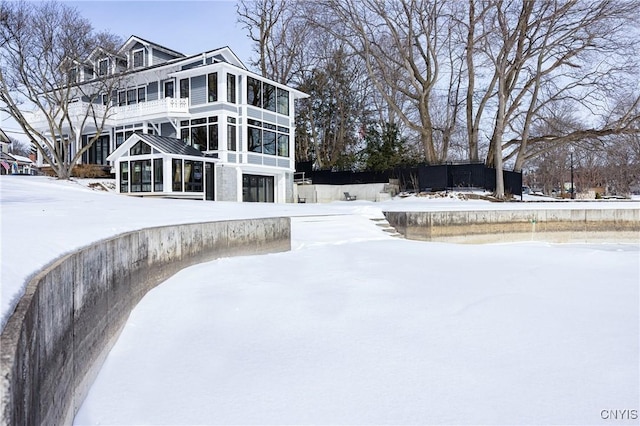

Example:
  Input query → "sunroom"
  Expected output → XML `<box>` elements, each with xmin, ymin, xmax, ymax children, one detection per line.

<box><xmin>107</xmin><ymin>133</ymin><xmax>218</xmax><ymax>200</ymax></box>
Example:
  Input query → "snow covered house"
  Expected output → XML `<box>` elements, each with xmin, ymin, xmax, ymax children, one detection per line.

<box><xmin>30</xmin><ymin>36</ymin><xmax>307</xmax><ymax>202</ymax></box>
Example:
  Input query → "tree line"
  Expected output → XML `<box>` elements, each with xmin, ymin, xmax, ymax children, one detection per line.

<box><xmin>238</xmin><ymin>0</ymin><xmax>640</xmax><ymax>197</ymax></box>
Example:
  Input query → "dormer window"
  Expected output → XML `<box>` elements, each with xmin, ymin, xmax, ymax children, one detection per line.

<box><xmin>132</xmin><ymin>49</ymin><xmax>145</xmax><ymax>68</ymax></box>
<box><xmin>68</xmin><ymin>67</ymin><xmax>78</xmax><ymax>84</ymax></box>
<box><xmin>98</xmin><ymin>58</ymin><xmax>109</xmax><ymax>76</ymax></box>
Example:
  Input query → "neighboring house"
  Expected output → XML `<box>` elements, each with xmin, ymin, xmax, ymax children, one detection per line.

<box><xmin>1</xmin><ymin>152</ymin><xmax>34</xmax><ymax>175</ymax></box>
<box><xmin>29</xmin><ymin>35</ymin><xmax>308</xmax><ymax>202</ymax></box>
<box><xmin>0</xmin><ymin>128</ymin><xmax>10</xmax><ymax>154</ymax></box>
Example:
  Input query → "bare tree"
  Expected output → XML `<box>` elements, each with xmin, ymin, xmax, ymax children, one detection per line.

<box><xmin>320</xmin><ymin>0</ymin><xmax>462</xmax><ymax>164</ymax></box>
<box><xmin>237</xmin><ymin>0</ymin><xmax>311</xmax><ymax>85</ymax></box>
<box><xmin>470</xmin><ymin>0</ymin><xmax>640</xmax><ymax>197</ymax></box>
<box><xmin>0</xmin><ymin>0</ymin><xmax>124</xmax><ymax>179</ymax></box>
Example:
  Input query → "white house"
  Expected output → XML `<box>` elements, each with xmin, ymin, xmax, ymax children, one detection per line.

<box><xmin>30</xmin><ymin>35</ymin><xmax>308</xmax><ymax>202</ymax></box>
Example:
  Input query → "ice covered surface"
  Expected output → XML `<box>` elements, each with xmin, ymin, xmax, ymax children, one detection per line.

<box><xmin>1</xmin><ymin>176</ymin><xmax>638</xmax><ymax>424</ymax></box>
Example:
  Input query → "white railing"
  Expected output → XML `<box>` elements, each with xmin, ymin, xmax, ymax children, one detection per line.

<box><xmin>25</xmin><ymin>98</ymin><xmax>190</xmax><ymax>131</ymax></box>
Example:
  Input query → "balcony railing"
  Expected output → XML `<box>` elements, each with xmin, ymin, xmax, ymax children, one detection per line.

<box><xmin>25</xmin><ymin>97</ymin><xmax>190</xmax><ymax>131</ymax></box>
<box><xmin>112</xmin><ymin>97</ymin><xmax>189</xmax><ymax>123</ymax></box>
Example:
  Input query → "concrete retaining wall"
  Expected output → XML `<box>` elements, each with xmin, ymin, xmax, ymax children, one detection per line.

<box><xmin>0</xmin><ymin>218</ymin><xmax>290</xmax><ymax>426</ymax></box>
<box><xmin>384</xmin><ymin>209</ymin><xmax>640</xmax><ymax>243</ymax></box>
<box><xmin>297</xmin><ymin>183</ymin><xmax>389</xmax><ymax>203</ymax></box>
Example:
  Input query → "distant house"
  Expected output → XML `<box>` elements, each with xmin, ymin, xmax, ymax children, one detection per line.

<box><xmin>0</xmin><ymin>128</ymin><xmax>10</xmax><ymax>154</ymax></box>
<box><xmin>1</xmin><ymin>152</ymin><xmax>34</xmax><ymax>175</ymax></box>
<box><xmin>28</xmin><ymin>35</ymin><xmax>308</xmax><ymax>202</ymax></box>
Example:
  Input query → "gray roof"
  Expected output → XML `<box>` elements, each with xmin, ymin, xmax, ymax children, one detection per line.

<box><xmin>136</xmin><ymin>134</ymin><xmax>203</xmax><ymax>157</ymax></box>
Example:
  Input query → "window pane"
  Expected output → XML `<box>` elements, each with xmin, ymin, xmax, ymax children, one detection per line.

<box><xmin>120</xmin><ymin>162</ymin><xmax>129</xmax><ymax>193</ymax></box>
<box><xmin>208</xmin><ymin>124</ymin><xmax>218</xmax><ymax>150</ymax></box>
<box><xmin>185</xmin><ymin>161</ymin><xmax>203</xmax><ymax>192</ymax></box>
<box><xmin>142</xmin><ymin>160</ymin><xmax>152</xmax><ymax>192</ymax></box>
<box><xmin>248</xmin><ymin>127</ymin><xmax>262</xmax><ymax>153</ymax></box>
<box><xmin>180</xmin><ymin>78</ymin><xmax>189</xmax><ymax>99</ymax></box>
<box><xmin>208</xmin><ymin>73</ymin><xmax>217</xmax><ymax>102</ymax></box>
<box><xmin>127</xmin><ymin>89</ymin><xmax>137</xmax><ymax>105</ymax></box>
<box><xmin>181</xmin><ymin>128</ymin><xmax>190</xmax><ymax>145</ymax></box>
<box><xmin>133</xmin><ymin>50</ymin><xmax>144</xmax><ymax>68</ymax></box>
<box><xmin>277</xmin><ymin>134</ymin><xmax>289</xmax><ymax>157</ymax></box>
<box><xmin>165</xmin><ymin>81</ymin><xmax>174</xmax><ymax>98</ymax></box>
<box><xmin>227</xmin><ymin>124</ymin><xmax>236</xmax><ymax>151</ymax></box>
<box><xmin>131</xmin><ymin>161</ymin><xmax>142</xmax><ymax>192</ymax></box>
<box><xmin>138</xmin><ymin>87</ymin><xmax>146</xmax><ymax>103</ymax></box>
<box><xmin>277</xmin><ymin>88</ymin><xmax>289</xmax><ymax>115</ymax></box>
<box><xmin>263</xmin><ymin>83</ymin><xmax>276</xmax><ymax>112</ymax></box>
<box><xmin>154</xmin><ymin>158</ymin><xmax>163</xmax><ymax>192</ymax></box>
<box><xmin>227</xmin><ymin>73</ymin><xmax>236</xmax><ymax>103</ymax></box>
<box><xmin>118</xmin><ymin>91</ymin><xmax>126</xmax><ymax>106</ymax></box>
<box><xmin>172</xmin><ymin>159</ymin><xmax>183</xmax><ymax>191</ymax></box>
<box><xmin>191</xmin><ymin>126</ymin><xmax>207</xmax><ymax>152</ymax></box>
<box><xmin>263</xmin><ymin>130</ymin><xmax>276</xmax><ymax>155</ymax></box>
<box><xmin>247</xmin><ymin>77</ymin><xmax>261</xmax><ymax>107</ymax></box>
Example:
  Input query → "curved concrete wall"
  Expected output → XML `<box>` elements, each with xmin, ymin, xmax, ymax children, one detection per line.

<box><xmin>0</xmin><ymin>218</ymin><xmax>290</xmax><ymax>426</ymax></box>
<box><xmin>384</xmin><ymin>209</ymin><xmax>640</xmax><ymax>243</ymax></box>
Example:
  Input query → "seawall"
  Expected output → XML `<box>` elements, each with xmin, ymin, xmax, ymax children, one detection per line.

<box><xmin>383</xmin><ymin>209</ymin><xmax>640</xmax><ymax>243</ymax></box>
<box><xmin>0</xmin><ymin>218</ymin><xmax>290</xmax><ymax>425</ymax></box>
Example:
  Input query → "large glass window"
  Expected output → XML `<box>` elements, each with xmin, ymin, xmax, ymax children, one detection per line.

<box><xmin>131</xmin><ymin>160</ymin><xmax>152</xmax><ymax>192</ymax></box>
<box><xmin>243</xmin><ymin>174</ymin><xmax>274</xmax><ymax>203</ymax></box>
<box><xmin>246</xmin><ymin>120</ymin><xmax>289</xmax><ymax>157</ymax></box>
<box><xmin>154</xmin><ymin>158</ymin><xmax>163</xmax><ymax>192</ymax></box>
<box><xmin>227</xmin><ymin>73</ymin><xmax>236</xmax><ymax>103</ymax></box>
<box><xmin>180</xmin><ymin>116</ymin><xmax>218</xmax><ymax>151</ymax></box>
<box><xmin>83</xmin><ymin>135</ymin><xmax>110</xmax><ymax>165</ymax></box>
<box><xmin>130</xmin><ymin>140</ymin><xmax>151</xmax><ymax>155</ymax></box>
<box><xmin>208</xmin><ymin>73</ymin><xmax>217</xmax><ymax>102</ymax></box>
<box><xmin>277</xmin><ymin>88</ymin><xmax>289</xmax><ymax>115</ymax></box>
<box><xmin>247</xmin><ymin>77</ymin><xmax>262</xmax><ymax>107</ymax></box>
<box><xmin>184</xmin><ymin>160</ymin><xmax>204</xmax><ymax>192</ymax></box>
<box><xmin>120</xmin><ymin>162</ymin><xmax>129</xmax><ymax>193</ymax></box>
<box><xmin>180</xmin><ymin>78</ymin><xmax>189</xmax><ymax>99</ymax></box>
<box><xmin>172</xmin><ymin>159</ymin><xmax>183</xmax><ymax>191</ymax></box>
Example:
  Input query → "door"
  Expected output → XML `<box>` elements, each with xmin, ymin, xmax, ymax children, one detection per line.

<box><xmin>205</xmin><ymin>163</ymin><xmax>214</xmax><ymax>200</ymax></box>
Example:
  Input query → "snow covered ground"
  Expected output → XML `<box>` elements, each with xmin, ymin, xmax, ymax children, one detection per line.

<box><xmin>1</xmin><ymin>176</ymin><xmax>639</xmax><ymax>425</ymax></box>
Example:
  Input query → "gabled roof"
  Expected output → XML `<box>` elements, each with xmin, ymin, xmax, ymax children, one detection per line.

<box><xmin>118</xmin><ymin>35</ymin><xmax>185</xmax><ymax>59</ymax></box>
<box><xmin>87</xmin><ymin>46</ymin><xmax>126</xmax><ymax>62</ymax></box>
<box><xmin>139</xmin><ymin>134</ymin><xmax>203</xmax><ymax>156</ymax></box>
<box><xmin>106</xmin><ymin>133</ymin><xmax>204</xmax><ymax>162</ymax></box>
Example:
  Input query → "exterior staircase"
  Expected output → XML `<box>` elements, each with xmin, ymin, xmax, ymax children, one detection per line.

<box><xmin>370</xmin><ymin>217</ymin><xmax>404</xmax><ymax>238</ymax></box>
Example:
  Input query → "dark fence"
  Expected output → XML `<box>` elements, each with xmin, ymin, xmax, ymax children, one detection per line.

<box><xmin>296</xmin><ymin>162</ymin><xmax>523</xmax><ymax>195</ymax></box>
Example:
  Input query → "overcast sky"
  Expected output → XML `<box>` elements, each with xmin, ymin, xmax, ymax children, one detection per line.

<box><xmin>1</xmin><ymin>0</ymin><xmax>255</xmax><ymax>141</ymax></box>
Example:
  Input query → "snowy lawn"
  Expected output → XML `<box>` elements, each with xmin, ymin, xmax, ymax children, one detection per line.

<box><xmin>1</xmin><ymin>176</ymin><xmax>638</xmax><ymax>425</ymax></box>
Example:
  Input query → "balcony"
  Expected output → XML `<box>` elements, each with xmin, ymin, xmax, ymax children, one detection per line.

<box><xmin>25</xmin><ymin>98</ymin><xmax>190</xmax><ymax>132</ymax></box>
<box><xmin>112</xmin><ymin>97</ymin><xmax>190</xmax><ymax>124</ymax></box>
